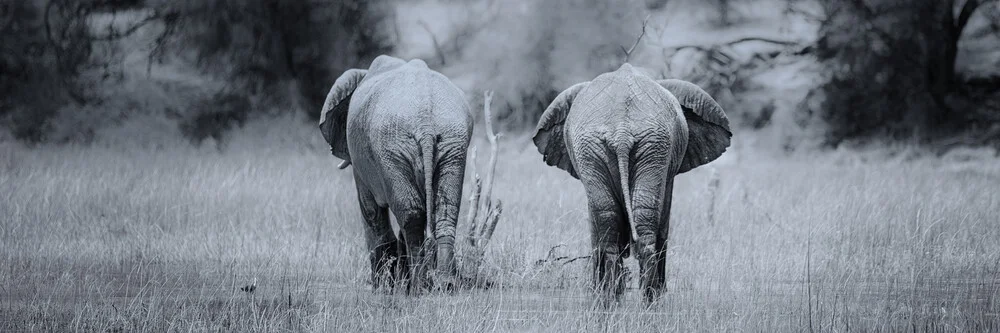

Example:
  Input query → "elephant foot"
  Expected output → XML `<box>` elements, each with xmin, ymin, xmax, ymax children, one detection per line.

<box><xmin>642</xmin><ymin>285</ymin><xmax>665</xmax><ymax>305</ymax></box>
<box><xmin>638</xmin><ymin>244</ymin><xmax>666</xmax><ymax>305</ymax></box>
<box><xmin>370</xmin><ymin>241</ymin><xmax>408</xmax><ymax>292</ymax></box>
<box><xmin>401</xmin><ymin>240</ymin><xmax>441</xmax><ymax>295</ymax></box>
<box><xmin>591</xmin><ymin>250</ymin><xmax>627</xmax><ymax>307</ymax></box>
<box><xmin>431</xmin><ymin>270</ymin><xmax>458</xmax><ymax>293</ymax></box>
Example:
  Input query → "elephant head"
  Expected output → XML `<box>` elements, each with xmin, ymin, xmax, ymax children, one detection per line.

<box><xmin>318</xmin><ymin>55</ymin><xmax>472</xmax><ymax>293</ymax></box>
<box><xmin>533</xmin><ymin>63</ymin><xmax>731</xmax><ymax>304</ymax></box>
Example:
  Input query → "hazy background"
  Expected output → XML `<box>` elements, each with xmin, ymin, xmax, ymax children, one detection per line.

<box><xmin>2</xmin><ymin>0</ymin><xmax>999</xmax><ymax>153</ymax></box>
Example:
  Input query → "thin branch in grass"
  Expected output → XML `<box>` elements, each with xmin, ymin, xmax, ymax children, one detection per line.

<box><xmin>534</xmin><ymin>244</ymin><xmax>590</xmax><ymax>267</ymax></box>
<box><xmin>707</xmin><ymin>167</ymin><xmax>721</xmax><ymax>226</ymax></box>
<box><xmin>559</xmin><ymin>256</ymin><xmax>591</xmax><ymax>265</ymax></box>
<box><xmin>312</xmin><ymin>221</ymin><xmax>322</xmax><ymax>259</ymax></box>
<box><xmin>534</xmin><ymin>244</ymin><xmax>566</xmax><ymax>266</ymax></box>
<box><xmin>806</xmin><ymin>231</ymin><xmax>814</xmax><ymax>333</ymax></box>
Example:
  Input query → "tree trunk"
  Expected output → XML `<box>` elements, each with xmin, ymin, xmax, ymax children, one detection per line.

<box><xmin>925</xmin><ymin>0</ymin><xmax>983</xmax><ymax>125</ymax></box>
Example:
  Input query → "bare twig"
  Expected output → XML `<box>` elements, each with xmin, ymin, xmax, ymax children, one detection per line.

<box><xmin>90</xmin><ymin>11</ymin><xmax>161</xmax><ymax>41</ymax></box>
<box><xmin>147</xmin><ymin>12</ymin><xmax>178</xmax><ymax>77</ymax></box>
<box><xmin>620</xmin><ymin>14</ymin><xmax>651</xmax><ymax>62</ymax></box>
<box><xmin>418</xmin><ymin>20</ymin><xmax>446</xmax><ymax>65</ymax></box>
<box><xmin>544</xmin><ymin>244</ymin><xmax>566</xmax><ymax>262</ymax></box>
<box><xmin>533</xmin><ymin>244</ymin><xmax>591</xmax><ymax>267</ymax></box>
<box><xmin>559</xmin><ymin>256</ymin><xmax>591</xmax><ymax>265</ymax></box>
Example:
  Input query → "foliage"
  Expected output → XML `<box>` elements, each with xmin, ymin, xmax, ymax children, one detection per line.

<box><xmin>147</xmin><ymin>0</ymin><xmax>394</xmax><ymax>120</ymax></box>
<box><xmin>0</xmin><ymin>0</ymin><xmax>105</xmax><ymax>142</ymax></box>
<box><xmin>814</xmin><ymin>0</ymin><xmax>1000</xmax><ymax>145</ymax></box>
<box><xmin>1</xmin><ymin>0</ymin><xmax>394</xmax><ymax>144</ymax></box>
<box><xmin>178</xmin><ymin>91</ymin><xmax>251</xmax><ymax>150</ymax></box>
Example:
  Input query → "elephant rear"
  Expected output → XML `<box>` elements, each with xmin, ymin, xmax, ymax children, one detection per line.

<box><xmin>532</xmin><ymin>63</ymin><xmax>732</xmax><ymax>304</ymax></box>
<box><xmin>318</xmin><ymin>55</ymin><xmax>472</xmax><ymax>291</ymax></box>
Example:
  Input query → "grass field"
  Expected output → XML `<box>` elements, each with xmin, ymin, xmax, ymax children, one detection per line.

<box><xmin>2</xmin><ymin>124</ymin><xmax>999</xmax><ymax>332</ymax></box>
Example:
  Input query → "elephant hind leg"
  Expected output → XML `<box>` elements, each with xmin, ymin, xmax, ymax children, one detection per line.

<box><xmin>642</xmin><ymin>179</ymin><xmax>674</xmax><ymax>304</ymax></box>
<box><xmin>355</xmin><ymin>184</ymin><xmax>402</xmax><ymax>292</ymax></box>
<box><xmin>641</xmin><ymin>235</ymin><xmax>667</xmax><ymax>304</ymax></box>
<box><xmin>592</xmin><ymin>248</ymin><xmax>627</xmax><ymax>308</ymax></box>
<box><xmin>395</xmin><ymin>229</ymin><xmax>412</xmax><ymax>287</ymax></box>
<box><xmin>396</xmin><ymin>208</ymin><xmax>431</xmax><ymax>295</ymax></box>
<box><xmin>589</xmin><ymin>208</ymin><xmax>628</xmax><ymax>307</ymax></box>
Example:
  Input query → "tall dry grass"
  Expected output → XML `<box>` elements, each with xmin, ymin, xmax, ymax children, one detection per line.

<box><xmin>1</xmin><ymin>121</ymin><xmax>999</xmax><ymax>331</ymax></box>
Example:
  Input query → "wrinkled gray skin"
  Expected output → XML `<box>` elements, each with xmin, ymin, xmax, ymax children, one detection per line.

<box><xmin>533</xmin><ymin>63</ymin><xmax>731</xmax><ymax>305</ymax></box>
<box><xmin>319</xmin><ymin>55</ymin><xmax>473</xmax><ymax>293</ymax></box>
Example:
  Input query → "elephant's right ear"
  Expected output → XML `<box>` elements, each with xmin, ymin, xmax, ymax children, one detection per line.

<box><xmin>319</xmin><ymin>69</ymin><xmax>367</xmax><ymax>162</ymax></box>
<box><xmin>657</xmin><ymin>79</ymin><xmax>732</xmax><ymax>174</ymax></box>
<box><xmin>533</xmin><ymin>82</ymin><xmax>590</xmax><ymax>179</ymax></box>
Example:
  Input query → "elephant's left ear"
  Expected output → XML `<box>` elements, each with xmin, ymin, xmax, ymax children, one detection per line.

<box><xmin>533</xmin><ymin>82</ymin><xmax>590</xmax><ymax>179</ymax></box>
<box><xmin>657</xmin><ymin>79</ymin><xmax>732</xmax><ymax>174</ymax></box>
<box><xmin>319</xmin><ymin>69</ymin><xmax>367</xmax><ymax>162</ymax></box>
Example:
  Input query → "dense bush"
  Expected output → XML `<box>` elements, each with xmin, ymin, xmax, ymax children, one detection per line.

<box><xmin>3</xmin><ymin>0</ymin><xmax>997</xmax><ymax>148</ymax></box>
<box><xmin>0</xmin><ymin>1</ymin><xmax>100</xmax><ymax>142</ymax></box>
<box><xmin>178</xmin><ymin>91</ymin><xmax>250</xmax><ymax>150</ymax></box>
<box><xmin>1</xmin><ymin>0</ymin><xmax>393</xmax><ymax>144</ymax></box>
<box><xmin>148</xmin><ymin>0</ymin><xmax>394</xmax><ymax>120</ymax></box>
<box><xmin>814</xmin><ymin>0</ymin><xmax>999</xmax><ymax>145</ymax></box>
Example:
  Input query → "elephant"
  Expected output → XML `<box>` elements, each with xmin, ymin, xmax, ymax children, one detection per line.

<box><xmin>533</xmin><ymin>63</ymin><xmax>731</xmax><ymax>304</ymax></box>
<box><xmin>319</xmin><ymin>55</ymin><xmax>473</xmax><ymax>293</ymax></box>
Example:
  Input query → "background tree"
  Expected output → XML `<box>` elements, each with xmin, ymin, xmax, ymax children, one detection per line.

<box><xmin>1</xmin><ymin>0</ymin><xmax>146</xmax><ymax>141</ymax></box>
<box><xmin>147</xmin><ymin>0</ymin><xmax>394</xmax><ymax>118</ymax></box>
<box><xmin>814</xmin><ymin>0</ymin><xmax>1000</xmax><ymax>145</ymax></box>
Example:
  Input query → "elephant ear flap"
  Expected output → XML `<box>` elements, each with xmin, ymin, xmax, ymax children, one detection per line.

<box><xmin>658</xmin><ymin>79</ymin><xmax>732</xmax><ymax>174</ymax></box>
<box><xmin>319</xmin><ymin>69</ymin><xmax>367</xmax><ymax>162</ymax></box>
<box><xmin>533</xmin><ymin>82</ymin><xmax>589</xmax><ymax>179</ymax></box>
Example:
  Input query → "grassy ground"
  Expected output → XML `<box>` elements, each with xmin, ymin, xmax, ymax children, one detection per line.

<box><xmin>1</xmin><ymin>125</ymin><xmax>999</xmax><ymax>332</ymax></box>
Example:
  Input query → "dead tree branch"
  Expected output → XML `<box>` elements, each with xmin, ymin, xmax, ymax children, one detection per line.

<box><xmin>533</xmin><ymin>244</ymin><xmax>591</xmax><ymax>267</ymax></box>
<box><xmin>418</xmin><ymin>20</ymin><xmax>447</xmax><ymax>66</ymax></box>
<box><xmin>620</xmin><ymin>14</ymin><xmax>651</xmax><ymax>62</ymax></box>
<box><xmin>476</xmin><ymin>90</ymin><xmax>503</xmax><ymax>246</ymax></box>
<box><xmin>663</xmin><ymin>37</ymin><xmax>806</xmax><ymax>55</ymax></box>
<box><xmin>459</xmin><ymin>90</ymin><xmax>504</xmax><ymax>286</ymax></box>
<box><xmin>464</xmin><ymin>147</ymin><xmax>481</xmax><ymax>249</ymax></box>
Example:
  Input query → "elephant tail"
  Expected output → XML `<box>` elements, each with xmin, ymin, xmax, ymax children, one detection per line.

<box><xmin>616</xmin><ymin>145</ymin><xmax>640</xmax><ymax>255</ymax></box>
<box><xmin>421</xmin><ymin>136</ymin><xmax>437</xmax><ymax>242</ymax></box>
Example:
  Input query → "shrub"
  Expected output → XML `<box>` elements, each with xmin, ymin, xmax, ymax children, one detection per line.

<box><xmin>814</xmin><ymin>0</ymin><xmax>999</xmax><ymax>145</ymax></box>
<box><xmin>0</xmin><ymin>0</ymin><xmax>98</xmax><ymax>142</ymax></box>
<box><xmin>148</xmin><ymin>0</ymin><xmax>394</xmax><ymax>118</ymax></box>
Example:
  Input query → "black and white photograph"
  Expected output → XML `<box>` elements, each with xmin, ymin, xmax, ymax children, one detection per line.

<box><xmin>2</xmin><ymin>0</ymin><xmax>1000</xmax><ymax>331</ymax></box>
